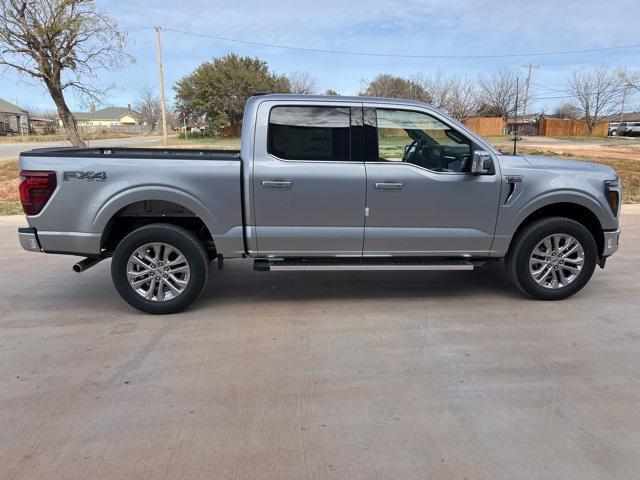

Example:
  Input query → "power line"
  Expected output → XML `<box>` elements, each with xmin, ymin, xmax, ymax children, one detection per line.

<box><xmin>532</xmin><ymin>87</ymin><xmax>624</xmax><ymax>100</ymax></box>
<box><xmin>160</xmin><ymin>27</ymin><xmax>640</xmax><ymax>59</ymax></box>
<box><xmin>530</xmin><ymin>82</ymin><xmax>569</xmax><ymax>93</ymax></box>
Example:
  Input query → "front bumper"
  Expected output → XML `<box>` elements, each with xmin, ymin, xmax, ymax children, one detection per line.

<box><xmin>18</xmin><ymin>227</ymin><xmax>42</xmax><ymax>252</ymax></box>
<box><xmin>602</xmin><ymin>228</ymin><xmax>621</xmax><ymax>257</ymax></box>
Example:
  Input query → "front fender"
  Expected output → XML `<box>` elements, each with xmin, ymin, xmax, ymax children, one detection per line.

<box><xmin>491</xmin><ymin>188</ymin><xmax>616</xmax><ymax>257</ymax></box>
<box><xmin>511</xmin><ymin>189</ymin><xmax>613</xmax><ymax>231</ymax></box>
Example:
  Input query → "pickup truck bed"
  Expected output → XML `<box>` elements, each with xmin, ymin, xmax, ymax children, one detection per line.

<box><xmin>19</xmin><ymin>146</ymin><xmax>245</xmax><ymax>258</ymax></box>
<box><xmin>21</xmin><ymin>146</ymin><xmax>241</xmax><ymax>160</ymax></box>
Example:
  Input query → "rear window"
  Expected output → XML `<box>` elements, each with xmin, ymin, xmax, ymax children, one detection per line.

<box><xmin>268</xmin><ymin>106</ymin><xmax>350</xmax><ymax>161</ymax></box>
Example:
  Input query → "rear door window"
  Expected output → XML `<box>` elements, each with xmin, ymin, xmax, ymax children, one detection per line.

<box><xmin>268</xmin><ymin>106</ymin><xmax>351</xmax><ymax>161</ymax></box>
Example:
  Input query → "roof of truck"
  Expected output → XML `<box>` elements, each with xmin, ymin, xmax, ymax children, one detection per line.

<box><xmin>250</xmin><ymin>93</ymin><xmax>433</xmax><ymax>108</ymax></box>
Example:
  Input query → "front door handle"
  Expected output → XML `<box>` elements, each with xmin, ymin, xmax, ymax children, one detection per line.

<box><xmin>262</xmin><ymin>180</ymin><xmax>292</xmax><ymax>188</ymax></box>
<box><xmin>375</xmin><ymin>182</ymin><xmax>404</xmax><ymax>190</ymax></box>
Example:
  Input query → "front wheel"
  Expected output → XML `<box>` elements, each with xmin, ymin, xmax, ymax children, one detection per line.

<box><xmin>506</xmin><ymin>217</ymin><xmax>597</xmax><ymax>300</ymax></box>
<box><xmin>111</xmin><ymin>224</ymin><xmax>209</xmax><ymax>314</ymax></box>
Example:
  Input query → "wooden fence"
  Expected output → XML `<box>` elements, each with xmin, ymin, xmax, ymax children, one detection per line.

<box><xmin>538</xmin><ymin>118</ymin><xmax>608</xmax><ymax>137</ymax></box>
<box><xmin>462</xmin><ymin>117</ymin><xmax>505</xmax><ymax>136</ymax></box>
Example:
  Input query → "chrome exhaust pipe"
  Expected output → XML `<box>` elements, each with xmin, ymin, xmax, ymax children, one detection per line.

<box><xmin>73</xmin><ymin>257</ymin><xmax>102</xmax><ymax>273</ymax></box>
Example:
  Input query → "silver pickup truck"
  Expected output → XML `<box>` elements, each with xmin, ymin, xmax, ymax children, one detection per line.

<box><xmin>18</xmin><ymin>94</ymin><xmax>621</xmax><ymax>313</ymax></box>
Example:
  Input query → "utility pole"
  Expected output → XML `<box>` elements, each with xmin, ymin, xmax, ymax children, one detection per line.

<box><xmin>619</xmin><ymin>83</ymin><xmax>628</xmax><ymax>125</ymax></box>
<box><xmin>155</xmin><ymin>26</ymin><xmax>169</xmax><ymax>146</ymax></box>
<box><xmin>513</xmin><ymin>77</ymin><xmax>519</xmax><ymax>155</ymax></box>
<box><xmin>521</xmin><ymin>63</ymin><xmax>538</xmax><ymax>118</ymax></box>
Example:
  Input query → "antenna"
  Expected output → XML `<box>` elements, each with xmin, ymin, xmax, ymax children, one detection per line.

<box><xmin>513</xmin><ymin>77</ymin><xmax>519</xmax><ymax>156</ymax></box>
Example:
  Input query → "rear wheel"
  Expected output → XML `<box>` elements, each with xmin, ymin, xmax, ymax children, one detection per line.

<box><xmin>111</xmin><ymin>224</ymin><xmax>209</xmax><ymax>314</ymax></box>
<box><xmin>506</xmin><ymin>217</ymin><xmax>597</xmax><ymax>300</ymax></box>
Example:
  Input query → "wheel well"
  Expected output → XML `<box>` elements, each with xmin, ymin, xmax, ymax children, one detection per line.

<box><xmin>511</xmin><ymin>202</ymin><xmax>604</xmax><ymax>254</ymax></box>
<box><xmin>101</xmin><ymin>200</ymin><xmax>215</xmax><ymax>256</ymax></box>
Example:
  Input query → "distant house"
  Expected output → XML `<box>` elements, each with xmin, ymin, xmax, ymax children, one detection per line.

<box><xmin>608</xmin><ymin>111</ymin><xmax>640</xmax><ymax>123</ymax></box>
<box><xmin>506</xmin><ymin>113</ymin><xmax>541</xmax><ymax>136</ymax></box>
<box><xmin>0</xmin><ymin>97</ymin><xmax>29</xmax><ymax>135</ymax></box>
<box><xmin>62</xmin><ymin>105</ymin><xmax>144</xmax><ymax>129</ymax></box>
<box><xmin>29</xmin><ymin>116</ymin><xmax>57</xmax><ymax>135</ymax></box>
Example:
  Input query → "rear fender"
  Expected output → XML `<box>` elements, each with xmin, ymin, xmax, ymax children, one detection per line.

<box><xmin>93</xmin><ymin>186</ymin><xmax>220</xmax><ymax>241</ymax></box>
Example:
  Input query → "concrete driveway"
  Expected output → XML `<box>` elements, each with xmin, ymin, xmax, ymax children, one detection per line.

<box><xmin>0</xmin><ymin>135</ymin><xmax>164</xmax><ymax>161</ymax></box>
<box><xmin>1</xmin><ymin>207</ymin><xmax>639</xmax><ymax>480</ymax></box>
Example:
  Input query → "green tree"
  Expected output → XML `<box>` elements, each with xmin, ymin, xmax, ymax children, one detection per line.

<box><xmin>360</xmin><ymin>74</ymin><xmax>431</xmax><ymax>102</ymax></box>
<box><xmin>174</xmin><ymin>54</ymin><xmax>290</xmax><ymax>133</ymax></box>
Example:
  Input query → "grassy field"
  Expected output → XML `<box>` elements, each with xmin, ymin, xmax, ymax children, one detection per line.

<box><xmin>1</xmin><ymin>135</ymin><xmax>639</xmax><ymax>215</ymax></box>
<box><xmin>0</xmin><ymin>131</ymin><xmax>158</xmax><ymax>143</ymax></box>
<box><xmin>164</xmin><ymin>136</ymin><xmax>241</xmax><ymax>150</ymax></box>
<box><xmin>484</xmin><ymin>135</ymin><xmax>637</xmax><ymax>144</ymax></box>
<box><xmin>0</xmin><ymin>158</ymin><xmax>21</xmax><ymax>215</ymax></box>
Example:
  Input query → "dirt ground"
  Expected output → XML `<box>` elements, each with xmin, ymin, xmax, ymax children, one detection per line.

<box><xmin>492</xmin><ymin>136</ymin><xmax>640</xmax><ymax>163</ymax></box>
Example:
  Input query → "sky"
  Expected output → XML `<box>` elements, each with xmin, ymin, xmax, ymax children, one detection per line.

<box><xmin>1</xmin><ymin>0</ymin><xmax>639</xmax><ymax>114</ymax></box>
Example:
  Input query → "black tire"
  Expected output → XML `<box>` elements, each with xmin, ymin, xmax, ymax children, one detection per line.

<box><xmin>111</xmin><ymin>223</ymin><xmax>209</xmax><ymax>314</ymax></box>
<box><xmin>505</xmin><ymin>217</ymin><xmax>597</xmax><ymax>300</ymax></box>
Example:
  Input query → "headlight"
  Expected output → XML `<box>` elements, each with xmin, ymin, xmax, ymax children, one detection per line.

<box><xmin>604</xmin><ymin>179</ymin><xmax>620</xmax><ymax>217</ymax></box>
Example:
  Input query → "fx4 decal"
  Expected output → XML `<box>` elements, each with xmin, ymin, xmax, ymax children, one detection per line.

<box><xmin>63</xmin><ymin>171</ymin><xmax>107</xmax><ymax>182</ymax></box>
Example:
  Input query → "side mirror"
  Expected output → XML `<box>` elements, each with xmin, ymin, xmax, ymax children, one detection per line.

<box><xmin>470</xmin><ymin>151</ymin><xmax>494</xmax><ymax>175</ymax></box>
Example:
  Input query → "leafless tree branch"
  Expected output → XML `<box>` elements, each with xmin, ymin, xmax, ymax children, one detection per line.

<box><xmin>0</xmin><ymin>0</ymin><xmax>133</xmax><ymax>146</ymax></box>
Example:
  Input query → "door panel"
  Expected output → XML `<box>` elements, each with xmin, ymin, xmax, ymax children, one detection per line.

<box><xmin>254</xmin><ymin>160</ymin><xmax>366</xmax><ymax>255</ymax></box>
<box><xmin>363</xmin><ymin>106</ymin><xmax>501</xmax><ymax>256</ymax></box>
<box><xmin>252</xmin><ymin>101</ymin><xmax>366</xmax><ymax>256</ymax></box>
<box><xmin>364</xmin><ymin>163</ymin><xmax>501</xmax><ymax>255</ymax></box>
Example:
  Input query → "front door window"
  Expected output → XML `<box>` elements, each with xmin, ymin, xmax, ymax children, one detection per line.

<box><xmin>376</xmin><ymin>109</ymin><xmax>472</xmax><ymax>173</ymax></box>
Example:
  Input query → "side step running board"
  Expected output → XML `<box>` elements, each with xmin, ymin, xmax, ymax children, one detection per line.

<box><xmin>254</xmin><ymin>258</ymin><xmax>476</xmax><ymax>272</ymax></box>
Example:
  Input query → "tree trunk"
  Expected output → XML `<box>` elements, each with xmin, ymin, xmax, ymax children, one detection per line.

<box><xmin>46</xmin><ymin>83</ymin><xmax>86</xmax><ymax>148</ymax></box>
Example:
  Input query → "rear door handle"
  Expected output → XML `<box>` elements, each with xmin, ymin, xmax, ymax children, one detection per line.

<box><xmin>375</xmin><ymin>182</ymin><xmax>404</xmax><ymax>190</ymax></box>
<box><xmin>262</xmin><ymin>180</ymin><xmax>292</xmax><ymax>188</ymax></box>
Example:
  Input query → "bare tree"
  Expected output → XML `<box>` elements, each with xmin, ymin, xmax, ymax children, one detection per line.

<box><xmin>478</xmin><ymin>69</ymin><xmax>518</xmax><ymax>121</ymax></box>
<box><xmin>135</xmin><ymin>86</ymin><xmax>162</xmax><ymax>132</ymax></box>
<box><xmin>408</xmin><ymin>73</ymin><xmax>477</xmax><ymax>119</ymax></box>
<box><xmin>0</xmin><ymin>0</ymin><xmax>131</xmax><ymax>147</ymax></box>
<box><xmin>360</xmin><ymin>74</ymin><xmax>430</xmax><ymax>102</ymax></box>
<box><xmin>621</xmin><ymin>69</ymin><xmax>640</xmax><ymax>93</ymax></box>
<box><xmin>444</xmin><ymin>77</ymin><xmax>478</xmax><ymax>120</ymax></box>
<box><xmin>553</xmin><ymin>101</ymin><xmax>580</xmax><ymax>119</ymax></box>
<box><xmin>412</xmin><ymin>73</ymin><xmax>452</xmax><ymax>110</ymax></box>
<box><xmin>288</xmin><ymin>71</ymin><xmax>317</xmax><ymax>94</ymax></box>
<box><xmin>567</xmin><ymin>66</ymin><xmax>625</xmax><ymax>135</ymax></box>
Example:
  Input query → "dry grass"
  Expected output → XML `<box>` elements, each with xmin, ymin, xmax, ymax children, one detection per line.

<box><xmin>0</xmin><ymin>158</ymin><xmax>21</xmax><ymax>215</ymax></box>
<box><xmin>513</xmin><ymin>147</ymin><xmax>640</xmax><ymax>203</ymax></box>
<box><xmin>0</xmin><ymin>158</ymin><xmax>19</xmax><ymax>201</ymax></box>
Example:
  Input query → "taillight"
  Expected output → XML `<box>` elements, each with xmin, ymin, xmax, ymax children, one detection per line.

<box><xmin>19</xmin><ymin>170</ymin><xmax>57</xmax><ymax>215</ymax></box>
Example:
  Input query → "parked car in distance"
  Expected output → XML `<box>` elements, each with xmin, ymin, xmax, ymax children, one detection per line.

<box><xmin>17</xmin><ymin>94</ymin><xmax>621</xmax><ymax>313</ymax></box>
<box><xmin>617</xmin><ymin>122</ymin><xmax>640</xmax><ymax>136</ymax></box>
<box><xmin>608</xmin><ymin>122</ymin><xmax>620</xmax><ymax>136</ymax></box>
